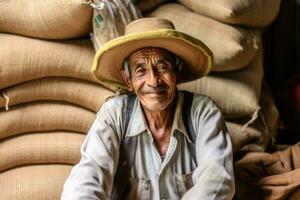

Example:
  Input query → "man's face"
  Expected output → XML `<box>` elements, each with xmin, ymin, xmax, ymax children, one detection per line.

<box><xmin>127</xmin><ymin>47</ymin><xmax>178</xmax><ymax>111</ymax></box>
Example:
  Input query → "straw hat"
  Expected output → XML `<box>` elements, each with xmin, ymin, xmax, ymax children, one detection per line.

<box><xmin>92</xmin><ymin>17</ymin><xmax>213</xmax><ymax>91</ymax></box>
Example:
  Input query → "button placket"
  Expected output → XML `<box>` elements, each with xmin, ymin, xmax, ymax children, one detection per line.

<box><xmin>159</xmin><ymin>136</ymin><xmax>177</xmax><ymax>174</ymax></box>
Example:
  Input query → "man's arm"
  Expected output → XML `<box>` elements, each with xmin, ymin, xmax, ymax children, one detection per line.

<box><xmin>61</xmin><ymin>99</ymin><xmax>124</xmax><ymax>200</ymax></box>
<box><xmin>182</xmin><ymin>97</ymin><xmax>235</xmax><ymax>200</ymax></box>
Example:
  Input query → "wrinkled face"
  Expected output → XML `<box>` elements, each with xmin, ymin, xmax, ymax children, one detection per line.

<box><xmin>127</xmin><ymin>47</ymin><xmax>178</xmax><ymax>111</ymax></box>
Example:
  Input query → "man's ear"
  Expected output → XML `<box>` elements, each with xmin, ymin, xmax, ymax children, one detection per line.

<box><xmin>176</xmin><ymin>72</ymin><xmax>184</xmax><ymax>83</ymax></box>
<box><xmin>175</xmin><ymin>66</ymin><xmax>184</xmax><ymax>83</ymax></box>
<box><xmin>120</xmin><ymin>70</ymin><xmax>133</xmax><ymax>92</ymax></box>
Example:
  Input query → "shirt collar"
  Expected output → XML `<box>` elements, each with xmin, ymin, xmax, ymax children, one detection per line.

<box><xmin>125</xmin><ymin>98</ymin><xmax>149</xmax><ymax>137</ymax></box>
<box><xmin>125</xmin><ymin>91</ymin><xmax>192</xmax><ymax>142</ymax></box>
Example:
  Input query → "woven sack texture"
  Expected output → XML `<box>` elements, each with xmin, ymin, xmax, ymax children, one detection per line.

<box><xmin>226</xmin><ymin>82</ymin><xmax>279</xmax><ymax>153</ymax></box>
<box><xmin>260</xmin><ymin>82</ymin><xmax>280</xmax><ymax>145</ymax></box>
<box><xmin>0</xmin><ymin>165</ymin><xmax>72</xmax><ymax>200</ymax></box>
<box><xmin>177</xmin><ymin>0</ymin><xmax>281</xmax><ymax>27</ymax></box>
<box><xmin>0</xmin><ymin>33</ymin><xmax>116</xmax><ymax>91</ymax></box>
<box><xmin>0</xmin><ymin>132</ymin><xmax>84</xmax><ymax>172</ymax></box>
<box><xmin>149</xmin><ymin>3</ymin><xmax>260</xmax><ymax>71</ymax></box>
<box><xmin>178</xmin><ymin>48</ymin><xmax>263</xmax><ymax>118</ymax></box>
<box><xmin>0</xmin><ymin>102</ymin><xmax>95</xmax><ymax>140</ymax></box>
<box><xmin>227</xmin><ymin>120</ymin><xmax>266</xmax><ymax>153</ymax></box>
<box><xmin>234</xmin><ymin>143</ymin><xmax>300</xmax><ymax>200</ymax></box>
<box><xmin>0</xmin><ymin>78</ymin><xmax>115</xmax><ymax>112</ymax></box>
<box><xmin>0</xmin><ymin>0</ymin><xmax>92</xmax><ymax>39</ymax></box>
<box><xmin>136</xmin><ymin>0</ymin><xmax>170</xmax><ymax>13</ymax></box>
<box><xmin>91</xmin><ymin>0</ymin><xmax>141</xmax><ymax>50</ymax></box>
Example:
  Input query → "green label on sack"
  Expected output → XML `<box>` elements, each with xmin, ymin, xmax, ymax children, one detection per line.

<box><xmin>94</xmin><ymin>14</ymin><xmax>104</xmax><ymax>31</ymax></box>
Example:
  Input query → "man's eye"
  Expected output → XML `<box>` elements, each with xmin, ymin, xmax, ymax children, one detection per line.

<box><xmin>157</xmin><ymin>64</ymin><xmax>168</xmax><ymax>72</ymax></box>
<box><xmin>136</xmin><ymin>67</ymin><xmax>146</xmax><ymax>75</ymax></box>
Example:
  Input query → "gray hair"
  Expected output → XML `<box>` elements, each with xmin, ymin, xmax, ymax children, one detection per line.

<box><xmin>123</xmin><ymin>59</ymin><xmax>131</xmax><ymax>78</ymax></box>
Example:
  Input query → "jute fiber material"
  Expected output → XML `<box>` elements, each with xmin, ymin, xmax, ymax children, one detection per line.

<box><xmin>0</xmin><ymin>165</ymin><xmax>72</xmax><ymax>200</ymax></box>
<box><xmin>234</xmin><ymin>143</ymin><xmax>300</xmax><ymax>200</ymax></box>
<box><xmin>227</xmin><ymin>82</ymin><xmax>279</xmax><ymax>153</ymax></box>
<box><xmin>149</xmin><ymin>3</ymin><xmax>260</xmax><ymax>71</ymax></box>
<box><xmin>260</xmin><ymin>82</ymin><xmax>280</xmax><ymax>145</ymax></box>
<box><xmin>177</xmin><ymin>0</ymin><xmax>281</xmax><ymax>28</ymax></box>
<box><xmin>178</xmin><ymin>48</ymin><xmax>264</xmax><ymax>118</ymax></box>
<box><xmin>0</xmin><ymin>102</ymin><xmax>95</xmax><ymax>140</ymax></box>
<box><xmin>0</xmin><ymin>132</ymin><xmax>84</xmax><ymax>172</ymax></box>
<box><xmin>227</xmin><ymin>121</ymin><xmax>266</xmax><ymax>153</ymax></box>
<box><xmin>0</xmin><ymin>33</ymin><xmax>116</xmax><ymax>91</ymax></box>
<box><xmin>135</xmin><ymin>0</ymin><xmax>170</xmax><ymax>13</ymax></box>
<box><xmin>0</xmin><ymin>77</ymin><xmax>115</xmax><ymax>112</ymax></box>
<box><xmin>0</xmin><ymin>0</ymin><xmax>92</xmax><ymax>39</ymax></box>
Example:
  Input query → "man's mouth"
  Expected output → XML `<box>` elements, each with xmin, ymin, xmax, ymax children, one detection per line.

<box><xmin>141</xmin><ymin>87</ymin><xmax>169</xmax><ymax>96</ymax></box>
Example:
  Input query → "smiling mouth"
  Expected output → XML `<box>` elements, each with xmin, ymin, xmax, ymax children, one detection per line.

<box><xmin>142</xmin><ymin>89</ymin><xmax>167</xmax><ymax>96</ymax></box>
<box><xmin>146</xmin><ymin>92</ymin><xmax>165</xmax><ymax>97</ymax></box>
<box><xmin>141</xmin><ymin>86</ymin><xmax>168</xmax><ymax>94</ymax></box>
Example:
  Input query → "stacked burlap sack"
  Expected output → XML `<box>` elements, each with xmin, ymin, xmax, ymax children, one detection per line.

<box><xmin>133</xmin><ymin>0</ymin><xmax>170</xmax><ymax>13</ymax></box>
<box><xmin>149</xmin><ymin>2</ymin><xmax>281</xmax><ymax>153</ymax></box>
<box><xmin>0</xmin><ymin>0</ymin><xmax>92</xmax><ymax>40</ymax></box>
<box><xmin>0</xmin><ymin>1</ymin><xmax>119</xmax><ymax>199</ymax></box>
<box><xmin>234</xmin><ymin>143</ymin><xmax>300</xmax><ymax>200</ymax></box>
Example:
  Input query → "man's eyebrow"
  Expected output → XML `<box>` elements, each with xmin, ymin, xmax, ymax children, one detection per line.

<box><xmin>131</xmin><ymin>60</ymin><xmax>145</xmax><ymax>71</ymax></box>
<box><xmin>156</xmin><ymin>58</ymin><xmax>173</xmax><ymax>64</ymax></box>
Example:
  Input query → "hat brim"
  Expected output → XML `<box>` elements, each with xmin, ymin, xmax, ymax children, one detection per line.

<box><xmin>92</xmin><ymin>29</ymin><xmax>213</xmax><ymax>92</ymax></box>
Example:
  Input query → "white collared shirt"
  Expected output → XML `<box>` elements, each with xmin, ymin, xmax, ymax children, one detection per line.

<box><xmin>61</xmin><ymin>91</ymin><xmax>235</xmax><ymax>200</ymax></box>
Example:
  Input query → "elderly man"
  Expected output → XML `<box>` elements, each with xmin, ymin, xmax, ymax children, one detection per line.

<box><xmin>62</xmin><ymin>17</ymin><xmax>234</xmax><ymax>200</ymax></box>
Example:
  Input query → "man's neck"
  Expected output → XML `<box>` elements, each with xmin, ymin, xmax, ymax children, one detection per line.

<box><xmin>142</xmin><ymin>97</ymin><xmax>176</xmax><ymax>138</ymax></box>
<box><xmin>142</xmin><ymin>99</ymin><xmax>176</xmax><ymax>156</ymax></box>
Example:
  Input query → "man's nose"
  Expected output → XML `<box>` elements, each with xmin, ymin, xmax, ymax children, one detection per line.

<box><xmin>146</xmin><ymin>68</ymin><xmax>160</xmax><ymax>87</ymax></box>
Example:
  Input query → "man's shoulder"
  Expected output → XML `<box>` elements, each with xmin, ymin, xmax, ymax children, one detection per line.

<box><xmin>179</xmin><ymin>90</ymin><xmax>215</xmax><ymax>107</ymax></box>
<box><xmin>97</xmin><ymin>94</ymin><xmax>129</xmax><ymax>114</ymax></box>
<box><xmin>191</xmin><ymin>92</ymin><xmax>211</xmax><ymax>101</ymax></box>
<box><xmin>179</xmin><ymin>91</ymin><xmax>220</xmax><ymax>116</ymax></box>
<box><xmin>105</xmin><ymin>94</ymin><xmax>128</xmax><ymax>105</ymax></box>
<box><xmin>193</xmin><ymin>93</ymin><xmax>216</xmax><ymax>107</ymax></box>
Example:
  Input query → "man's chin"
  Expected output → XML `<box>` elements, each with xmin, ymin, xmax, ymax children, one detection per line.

<box><xmin>141</xmin><ymin>100</ymin><xmax>169</xmax><ymax>111</ymax></box>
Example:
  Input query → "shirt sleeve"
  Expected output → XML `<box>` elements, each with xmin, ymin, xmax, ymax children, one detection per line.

<box><xmin>61</xmin><ymin>97</ymin><xmax>125</xmax><ymax>200</ymax></box>
<box><xmin>182</xmin><ymin>96</ymin><xmax>235</xmax><ymax>200</ymax></box>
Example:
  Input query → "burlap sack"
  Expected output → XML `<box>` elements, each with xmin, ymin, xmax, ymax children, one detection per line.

<box><xmin>0</xmin><ymin>77</ymin><xmax>115</xmax><ymax>112</ymax></box>
<box><xmin>260</xmin><ymin>82</ymin><xmax>280</xmax><ymax>145</ymax></box>
<box><xmin>177</xmin><ymin>0</ymin><xmax>281</xmax><ymax>28</ymax></box>
<box><xmin>0</xmin><ymin>102</ymin><xmax>95</xmax><ymax>140</ymax></box>
<box><xmin>135</xmin><ymin>0</ymin><xmax>170</xmax><ymax>13</ymax></box>
<box><xmin>90</xmin><ymin>0</ymin><xmax>141</xmax><ymax>50</ymax></box>
<box><xmin>149</xmin><ymin>3</ymin><xmax>260</xmax><ymax>71</ymax></box>
<box><xmin>0</xmin><ymin>33</ymin><xmax>118</xmax><ymax>91</ymax></box>
<box><xmin>0</xmin><ymin>132</ymin><xmax>84</xmax><ymax>172</ymax></box>
<box><xmin>0</xmin><ymin>0</ymin><xmax>92</xmax><ymax>39</ymax></box>
<box><xmin>0</xmin><ymin>165</ymin><xmax>72</xmax><ymax>200</ymax></box>
<box><xmin>227</xmin><ymin>120</ymin><xmax>265</xmax><ymax>153</ymax></box>
<box><xmin>178</xmin><ymin>48</ymin><xmax>263</xmax><ymax>118</ymax></box>
<box><xmin>234</xmin><ymin>143</ymin><xmax>300</xmax><ymax>200</ymax></box>
<box><xmin>226</xmin><ymin>82</ymin><xmax>279</xmax><ymax>153</ymax></box>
